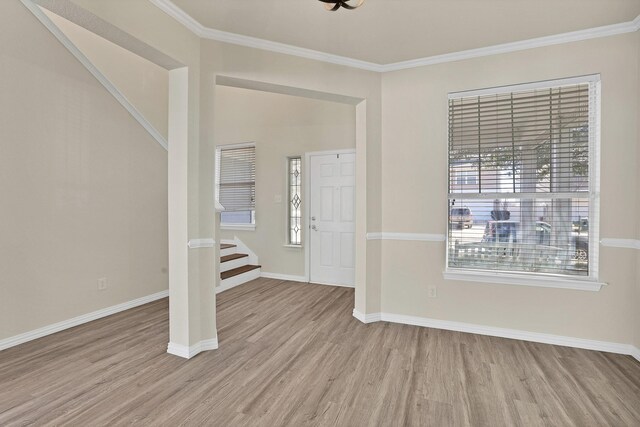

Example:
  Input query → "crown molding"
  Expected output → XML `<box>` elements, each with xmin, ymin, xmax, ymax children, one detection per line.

<box><xmin>149</xmin><ymin>0</ymin><xmax>383</xmax><ymax>72</ymax></box>
<box><xmin>150</xmin><ymin>0</ymin><xmax>640</xmax><ymax>73</ymax></box>
<box><xmin>381</xmin><ymin>16</ymin><xmax>640</xmax><ymax>72</ymax></box>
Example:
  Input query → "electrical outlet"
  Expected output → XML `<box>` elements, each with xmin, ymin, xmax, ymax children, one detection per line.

<box><xmin>97</xmin><ymin>277</ymin><xmax>108</xmax><ymax>291</ymax></box>
<box><xmin>427</xmin><ymin>286</ymin><xmax>437</xmax><ymax>298</ymax></box>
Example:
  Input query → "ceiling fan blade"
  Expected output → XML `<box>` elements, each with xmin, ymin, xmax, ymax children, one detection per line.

<box><xmin>318</xmin><ymin>0</ymin><xmax>363</xmax><ymax>11</ymax></box>
<box><xmin>342</xmin><ymin>0</ymin><xmax>365</xmax><ymax>8</ymax></box>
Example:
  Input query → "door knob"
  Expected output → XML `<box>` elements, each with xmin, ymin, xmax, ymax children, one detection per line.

<box><xmin>311</xmin><ymin>216</ymin><xmax>316</xmax><ymax>221</ymax></box>
<box><xmin>311</xmin><ymin>225</ymin><xmax>318</xmax><ymax>231</ymax></box>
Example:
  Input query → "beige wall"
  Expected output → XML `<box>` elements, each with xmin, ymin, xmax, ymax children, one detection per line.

<box><xmin>67</xmin><ymin>0</ymin><xmax>218</xmax><ymax>348</ymax></box>
<box><xmin>7</xmin><ymin>0</ymin><xmax>639</xmax><ymax>350</ymax></box>
<box><xmin>200</xmin><ymin>40</ymin><xmax>383</xmax><ymax>314</ymax></box>
<box><xmin>0</xmin><ymin>0</ymin><xmax>168</xmax><ymax>340</ymax></box>
<box><xmin>380</xmin><ymin>33</ymin><xmax>640</xmax><ymax>344</ymax></box>
<box><xmin>214</xmin><ymin>85</ymin><xmax>355</xmax><ymax>276</ymax></box>
<box><xmin>42</xmin><ymin>9</ymin><xmax>169</xmax><ymax>140</ymax></box>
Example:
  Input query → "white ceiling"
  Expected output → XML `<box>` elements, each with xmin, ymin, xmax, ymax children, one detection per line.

<box><xmin>170</xmin><ymin>0</ymin><xmax>640</xmax><ymax>65</ymax></box>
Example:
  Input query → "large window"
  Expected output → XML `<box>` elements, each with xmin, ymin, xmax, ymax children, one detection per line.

<box><xmin>288</xmin><ymin>156</ymin><xmax>302</xmax><ymax>245</ymax></box>
<box><xmin>216</xmin><ymin>143</ymin><xmax>256</xmax><ymax>228</ymax></box>
<box><xmin>446</xmin><ymin>76</ymin><xmax>600</xmax><ymax>285</ymax></box>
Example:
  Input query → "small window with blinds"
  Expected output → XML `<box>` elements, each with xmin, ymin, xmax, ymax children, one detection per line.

<box><xmin>216</xmin><ymin>143</ymin><xmax>256</xmax><ymax>226</ymax></box>
<box><xmin>446</xmin><ymin>76</ymin><xmax>600</xmax><ymax>283</ymax></box>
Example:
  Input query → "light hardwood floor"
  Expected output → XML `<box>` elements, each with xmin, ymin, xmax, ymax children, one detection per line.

<box><xmin>1</xmin><ymin>278</ymin><xmax>640</xmax><ymax>426</ymax></box>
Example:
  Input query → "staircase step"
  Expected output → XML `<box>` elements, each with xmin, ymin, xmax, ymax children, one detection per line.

<box><xmin>220</xmin><ymin>243</ymin><xmax>238</xmax><ymax>257</ymax></box>
<box><xmin>220</xmin><ymin>264</ymin><xmax>261</xmax><ymax>280</ymax></box>
<box><xmin>220</xmin><ymin>253</ymin><xmax>250</xmax><ymax>273</ymax></box>
<box><xmin>221</xmin><ymin>253</ymin><xmax>248</xmax><ymax>263</ymax></box>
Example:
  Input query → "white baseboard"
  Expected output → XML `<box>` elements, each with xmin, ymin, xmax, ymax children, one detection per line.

<box><xmin>352</xmin><ymin>309</ymin><xmax>381</xmax><ymax>323</ymax></box>
<box><xmin>0</xmin><ymin>290</ymin><xmax>169</xmax><ymax>352</ymax></box>
<box><xmin>352</xmin><ymin>309</ymin><xmax>640</xmax><ymax>361</ymax></box>
<box><xmin>260</xmin><ymin>272</ymin><xmax>308</xmax><ymax>283</ymax></box>
<box><xmin>167</xmin><ymin>338</ymin><xmax>218</xmax><ymax>359</ymax></box>
<box><xmin>309</xmin><ymin>280</ymin><xmax>355</xmax><ymax>288</ymax></box>
<box><xmin>261</xmin><ymin>272</ymin><xmax>357</xmax><ymax>288</ymax></box>
<box><xmin>216</xmin><ymin>268</ymin><xmax>261</xmax><ymax>294</ymax></box>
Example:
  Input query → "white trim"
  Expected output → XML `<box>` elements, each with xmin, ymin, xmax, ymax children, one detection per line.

<box><xmin>148</xmin><ymin>0</ymin><xmax>204</xmax><ymax>37</ymax></box>
<box><xmin>600</xmin><ymin>238</ymin><xmax>640</xmax><ymax>250</ymax></box>
<box><xmin>443</xmin><ymin>269</ymin><xmax>605</xmax><ymax>291</ymax></box>
<box><xmin>366</xmin><ymin>232</ymin><xmax>446</xmax><ymax>242</ymax></box>
<box><xmin>216</xmin><ymin>141</ymin><xmax>256</xmax><ymax>150</ymax></box>
<box><xmin>283</xmin><ymin>244</ymin><xmax>303</xmax><ymax>249</ymax></box>
<box><xmin>449</xmin><ymin>74</ymin><xmax>601</xmax><ymax>99</ymax></box>
<box><xmin>352</xmin><ymin>309</ymin><xmax>381</xmax><ymax>324</ymax></box>
<box><xmin>220</xmin><ymin>255</ymin><xmax>249</xmax><ymax>273</ymax></box>
<box><xmin>21</xmin><ymin>0</ymin><xmax>169</xmax><ymax>151</ymax></box>
<box><xmin>260</xmin><ymin>272</ymin><xmax>308</xmax><ymax>283</ymax></box>
<box><xmin>149</xmin><ymin>0</ymin><xmax>639</xmax><ymax>73</ymax></box>
<box><xmin>149</xmin><ymin>0</ymin><xmax>383</xmax><ymax>72</ymax></box>
<box><xmin>167</xmin><ymin>338</ymin><xmax>218</xmax><ymax>359</ymax></box>
<box><xmin>217</xmin><ymin>267</ymin><xmax>261</xmax><ymax>293</ymax></box>
<box><xmin>187</xmin><ymin>238</ymin><xmax>215</xmax><ymax>249</ymax></box>
<box><xmin>0</xmin><ymin>290</ymin><xmax>169</xmax><ymax>351</ymax></box>
<box><xmin>220</xmin><ymin>224</ymin><xmax>256</xmax><ymax>231</ymax></box>
<box><xmin>353</xmin><ymin>310</ymin><xmax>640</xmax><ymax>360</ymax></box>
<box><xmin>384</xmin><ymin>21</ymin><xmax>640</xmax><ymax>72</ymax></box>
<box><xmin>308</xmin><ymin>280</ymin><xmax>355</xmax><ymax>288</ymax></box>
<box><xmin>445</xmin><ymin>75</ymin><xmax>602</xmax><ymax>285</ymax></box>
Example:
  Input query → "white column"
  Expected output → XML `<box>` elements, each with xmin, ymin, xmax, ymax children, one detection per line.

<box><xmin>167</xmin><ymin>67</ymin><xmax>218</xmax><ymax>359</ymax></box>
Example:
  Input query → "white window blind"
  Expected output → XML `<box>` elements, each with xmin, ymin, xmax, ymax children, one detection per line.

<box><xmin>447</xmin><ymin>76</ymin><xmax>600</xmax><ymax>281</ymax></box>
<box><xmin>216</xmin><ymin>144</ymin><xmax>256</xmax><ymax>215</ymax></box>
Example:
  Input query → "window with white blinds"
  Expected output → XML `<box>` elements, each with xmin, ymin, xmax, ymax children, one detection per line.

<box><xmin>216</xmin><ymin>144</ymin><xmax>256</xmax><ymax>225</ymax></box>
<box><xmin>446</xmin><ymin>76</ymin><xmax>600</xmax><ymax>282</ymax></box>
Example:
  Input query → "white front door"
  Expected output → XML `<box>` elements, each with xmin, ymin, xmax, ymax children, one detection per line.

<box><xmin>309</xmin><ymin>152</ymin><xmax>356</xmax><ymax>287</ymax></box>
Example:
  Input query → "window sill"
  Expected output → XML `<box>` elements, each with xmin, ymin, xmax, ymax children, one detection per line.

<box><xmin>443</xmin><ymin>269</ymin><xmax>605</xmax><ymax>291</ymax></box>
<box><xmin>283</xmin><ymin>244</ymin><xmax>303</xmax><ymax>249</ymax></box>
<box><xmin>221</xmin><ymin>224</ymin><xmax>255</xmax><ymax>231</ymax></box>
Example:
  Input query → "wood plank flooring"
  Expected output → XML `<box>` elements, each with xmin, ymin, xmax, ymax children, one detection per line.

<box><xmin>1</xmin><ymin>278</ymin><xmax>640</xmax><ymax>426</ymax></box>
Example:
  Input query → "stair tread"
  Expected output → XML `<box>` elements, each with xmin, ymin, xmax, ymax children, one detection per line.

<box><xmin>221</xmin><ymin>253</ymin><xmax>249</xmax><ymax>263</ymax></box>
<box><xmin>221</xmin><ymin>264</ymin><xmax>261</xmax><ymax>280</ymax></box>
<box><xmin>220</xmin><ymin>243</ymin><xmax>237</xmax><ymax>250</ymax></box>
